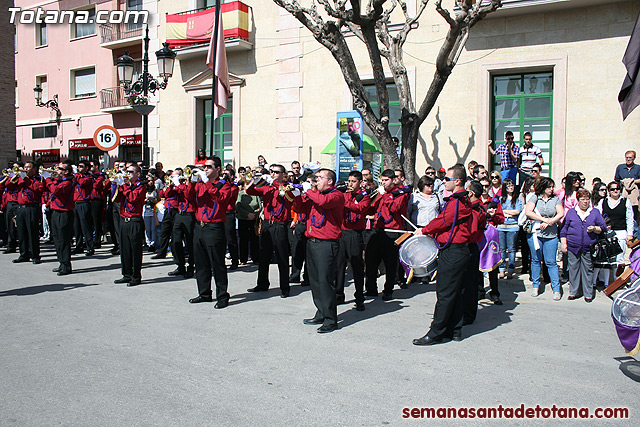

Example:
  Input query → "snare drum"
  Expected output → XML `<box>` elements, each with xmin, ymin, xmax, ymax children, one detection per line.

<box><xmin>398</xmin><ymin>235</ymin><xmax>438</xmax><ymax>278</ymax></box>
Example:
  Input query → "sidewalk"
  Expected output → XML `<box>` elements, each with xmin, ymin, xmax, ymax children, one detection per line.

<box><xmin>0</xmin><ymin>242</ymin><xmax>637</xmax><ymax>425</ymax></box>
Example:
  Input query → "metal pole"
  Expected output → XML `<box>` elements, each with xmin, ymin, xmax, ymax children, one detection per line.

<box><xmin>209</xmin><ymin>0</ymin><xmax>221</xmax><ymax>157</ymax></box>
<box><xmin>142</xmin><ymin>26</ymin><xmax>150</xmax><ymax>167</ymax></box>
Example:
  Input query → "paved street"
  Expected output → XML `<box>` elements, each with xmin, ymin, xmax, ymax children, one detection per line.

<box><xmin>0</xmin><ymin>242</ymin><xmax>638</xmax><ymax>426</ymax></box>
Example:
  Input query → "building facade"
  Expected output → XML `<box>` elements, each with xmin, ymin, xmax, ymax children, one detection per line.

<box><xmin>1</xmin><ymin>3</ymin><xmax>17</xmax><ymax>168</ymax></box>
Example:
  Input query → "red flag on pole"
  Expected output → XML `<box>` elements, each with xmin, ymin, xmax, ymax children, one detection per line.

<box><xmin>206</xmin><ymin>1</ymin><xmax>230</xmax><ymax>120</ymax></box>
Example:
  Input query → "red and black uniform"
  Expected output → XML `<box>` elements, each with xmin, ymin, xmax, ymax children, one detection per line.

<box><xmin>364</xmin><ymin>186</ymin><xmax>410</xmax><ymax>298</ymax></box>
<box><xmin>154</xmin><ymin>183</ymin><xmax>180</xmax><ymax>258</ymax></box>
<box><xmin>170</xmin><ymin>182</ymin><xmax>197</xmax><ymax>276</ymax></box>
<box><xmin>0</xmin><ymin>176</ymin><xmax>20</xmax><ymax>252</ymax></box>
<box><xmin>113</xmin><ymin>180</ymin><xmax>147</xmax><ymax>284</ymax></box>
<box><xmin>73</xmin><ymin>172</ymin><xmax>95</xmax><ymax>253</ymax></box>
<box><xmin>293</xmin><ymin>187</ymin><xmax>344</xmax><ymax>328</ymax></box>
<box><xmin>246</xmin><ymin>181</ymin><xmax>294</xmax><ymax>295</ymax></box>
<box><xmin>13</xmin><ymin>175</ymin><xmax>45</xmax><ymax>262</ymax></box>
<box><xmin>336</xmin><ymin>189</ymin><xmax>371</xmax><ymax>307</ymax></box>
<box><xmin>192</xmin><ymin>178</ymin><xmax>233</xmax><ymax>304</ymax></box>
<box><xmin>417</xmin><ymin>190</ymin><xmax>475</xmax><ymax>343</ymax></box>
<box><xmin>224</xmin><ymin>182</ymin><xmax>240</xmax><ymax>268</ymax></box>
<box><xmin>90</xmin><ymin>173</ymin><xmax>108</xmax><ymax>249</ymax></box>
<box><xmin>47</xmin><ymin>176</ymin><xmax>75</xmax><ymax>273</ymax></box>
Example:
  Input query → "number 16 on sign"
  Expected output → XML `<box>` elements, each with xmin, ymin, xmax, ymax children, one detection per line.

<box><xmin>93</xmin><ymin>125</ymin><xmax>121</xmax><ymax>151</ymax></box>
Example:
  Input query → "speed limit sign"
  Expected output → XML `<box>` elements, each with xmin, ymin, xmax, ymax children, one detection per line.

<box><xmin>93</xmin><ymin>125</ymin><xmax>121</xmax><ymax>151</ymax></box>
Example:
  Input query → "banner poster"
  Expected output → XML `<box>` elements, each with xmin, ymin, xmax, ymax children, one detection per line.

<box><xmin>336</xmin><ymin>110</ymin><xmax>363</xmax><ymax>181</ymax></box>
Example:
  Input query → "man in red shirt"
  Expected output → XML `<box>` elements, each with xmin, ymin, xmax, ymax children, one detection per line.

<box><xmin>47</xmin><ymin>163</ymin><xmax>75</xmax><ymax>275</ymax></box>
<box><xmin>168</xmin><ymin>169</ymin><xmax>196</xmax><ymax>278</ymax></box>
<box><xmin>294</xmin><ymin>168</ymin><xmax>344</xmax><ymax>333</ymax></box>
<box><xmin>152</xmin><ymin>167</ymin><xmax>181</xmax><ymax>260</ymax></box>
<box><xmin>224</xmin><ymin>168</ymin><xmax>240</xmax><ymax>270</ymax></box>
<box><xmin>11</xmin><ymin>161</ymin><xmax>44</xmax><ymax>263</ymax></box>
<box><xmin>364</xmin><ymin>169</ymin><xmax>410</xmax><ymax>301</ymax></box>
<box><xmin>189</xmin><ymin>157</ymin><xmax>233</xmax><ymax>308</ymax></box>
<box><xmin>113</xmin><ymin>164</ymin><xmax>147</xmax><ymax>286</ymax></box>
<box><xmin>89</xmin><ymin>161</ymin><xmax>108</xmax><ymax>249</ymax></box>
<box><xmin>1</xmin><ymin>161</ymin><xmax>22</xmax><ymax>254</ymax></box>
<box><xmin>413</xmin><ymin>165</ymin><xmax>474</xmax><ymax>346</ymax></box>
<box><xmin>336</xmin><ymin>170</ymin><xmax>371</xmax><ymax>311</ymax></box>
<box><xmin>72</xmin><ymin>160</ymin><xmax>95</xmax><ymax>256</ymax></box>
<box><xmin>246</xmin><ymin>164</ymin><xmax>294</xmax><ymax>297</ymax></box>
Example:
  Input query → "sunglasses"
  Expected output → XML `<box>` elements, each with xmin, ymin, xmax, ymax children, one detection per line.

<box><xmin>442</xmin><ymin>176</ymin><xmax>455</xmax><ymax>182</ymax></box>
<box><xmin>491</xmin><ymin>175</ymin><xmax>500</xmax><ymax>179</ymax></box>
<box><xmin>425</xmin><ymin>172</ymin><xmax>435</xmax><ymax>175</ymax></box>
<box><xmin>609</xmin><ymin>188</ymin><xmax>620</xmax><ymax>191</ymax></box>
<box><xmin>126</xmin><ymin>170</ymin><xmax>135</xmax><ymax>174</ymax></box>
<box><xmin>270</xmin><ymin>170</ymin><xmax>283</xmax><ymax>174</ymax></box>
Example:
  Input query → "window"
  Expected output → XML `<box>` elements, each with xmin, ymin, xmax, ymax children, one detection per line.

<box><xmin>204</xmin><ymin>98</ymin><xmax>233</xmax><ymax>165</ymax></box>
<box><xmin>71</xmin><ymin>67</ymin><xmax>96</xmax><ymax>98</ymax></box>
<box><xmin>126</xmin><ymin>0</ymin><xmax>144</xmax><ymax>31</ymax></box>
<box><xmin>491</xmin><ymin>72</ymin><xmax>553</xmax><ymax>175</ymax></box>
<box><xmin>363</xmin><ymin>83</ymin><xmax>402</xmax><ymax>141</ymax></box>
<box><xmin>15</xmin><ymin>81</ymin><xmax>18</xmax><ymax>108</ymax></box>
<box><xmin>72</xmin><ymin>7</ymin><xmax>96</xmax><ymax>39</ymax></box>
<box><xmin>32</xmin><ymin>125</ymin><xmax>57</xmax><ymax>139</ymax></box>
<box><xmin>36</xmin><ymin>22</ymin><xmax>47</xmax><ymax>47</ymax></box>
<box><xmin>36</xmin><ymin>75</ymin><xmax>48</xmax><ymax>103</ymax></box>
<box><xmin>201</xmin><ymin>0</ymin><xmax>231</xmax><ymax>8</ymax></box>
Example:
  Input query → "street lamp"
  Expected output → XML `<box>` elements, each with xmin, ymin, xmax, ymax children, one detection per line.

<box><xmin>33</xmin><ymin>85</ymin><xmax>61</xmax><ymax>122</ymax></box>
<box><xmin>116</xmin><ymin>26</ymin><xmax>176</xmax><ymax>168</ymax></box>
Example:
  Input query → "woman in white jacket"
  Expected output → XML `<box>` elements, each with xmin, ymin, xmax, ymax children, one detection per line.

<box><xmin>407</xmin><ymin>175</ymin><xmax>443</xmax><ymax>228</ymax></box>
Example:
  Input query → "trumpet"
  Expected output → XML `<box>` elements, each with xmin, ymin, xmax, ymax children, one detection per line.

<box><xmin>39</xmin><ymin>166</ymin><xmax>59</xmax><ymax>178</ymax></box>
<box><xmin>164</xmin><ymin>174</ymin><xmax>172</xmax><ymax>186</ymax></box>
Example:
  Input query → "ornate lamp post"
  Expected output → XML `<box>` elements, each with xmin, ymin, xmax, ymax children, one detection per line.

<box><xmin>33</xmin><ymin>85</ymin><xmax>61</xmax><ymax>122</ymax></box>
<box><xmin>116</xmin><ymin>26</ymin><xmax>176</xmax><ymax>167</ymax></box>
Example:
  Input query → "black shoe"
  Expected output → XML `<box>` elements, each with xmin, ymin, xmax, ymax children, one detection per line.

<box><xmin>3</xmin><ymin>248</ymin><xmax>16</xmax><ymax>254</ymax></box>
<box><xmin>32</xmin><ymin>258</ymin><xmax>41</xmax><ymax>264</ymax></box>
<box><xmin>247</xmin><ymin>286</ymin><xmax>268</xmax><ymax>293</ymax></box>
<box><xmin>303</xmin><ymin>318</ymin><xmax>323</xmax><ymax>325</ymax></box>
<box><xmin>584</xmin><ymin>296</ymin><xmax>594</xmax><ymax>303</ymax></box>
<box><xmin>214</xmin><ymin>300</ymin><xmax>229</xmax><ymax>309</ymax></box>
<box><xmin>281</xmin><ymin>290</ymin><xmax>290</xmax><ymax>298</ymax></box>
<box><xmin>364</xmin><ymin>290</ymin><xmax>378</xmax><ymax>297</ymax></box>
<box><xmin>168</xmin><ymin>267</ymin><xmax>186</xmax><ymax>277</ymax></box>
<box><xmin>336</xmin><ymin>295</ymin><xmax>346</xmax><ymax>305</ymax></box>
<box><xmin>354</xmin><ymin>303</ymin><xmax>365</xmax><ymax>311</ymax></box>
<box><xmin>493</xmin><ymin>298</ymin><xmax>503</xmax><ymax>305</ymax></box>
<box><xmin>399</xmin><ymin>281</ymin><xmax>408</xmax><ymax>289</ymax></box>
<box><xmin>317</xmin><ymin>324</ymin><xmax>337</xmax><ymax>333</ymax></box>
<box><xmin>85</xmin><ymin>250</ymin><xmax>94</xmax><ymax>256</ymax></box>
<box><xmin>147</xmin><ymin>245</ymin><xmax>155</xmax><ymax>253</ymax></box>
<box><xmin>451</xmin><ymin>335</ymin><xmax>463</xmax><ymax>342</ymax></box>
<box><xmin>150</xmin><ymin>253</ymin><xmax>166</xmax><ymax>260</ymax></box>
<box><xmin>300</xmin><ymin>281</ymin><xmax>310</xmax><ymax>286</ymax></box>
<box><xmin>189</xmin><ymin>296</ymin><xmax>213</xmax><ymax>304</ymax></box>
<box><xmin>12</xmin><ymin>257</ymin><xmax>29</xmax><ymax>263</ymax></box>
<box><xmin>52</xmin><ymin>266</ymin><xmax>62</xmax><ymax>273</ymax></box>
<box><xmin>114</xmin><ymin>277</ymin><xmax>131</xmax><ymax>284</ymax></box>
<box><xmin>184</xmin><ymin>268</ymin><xmax>194</xmax><ymax>279</ymax></box>
<box><xmin>567</xmin><ymin>295</ymin><xmax>580</xmax><ymax>300</ymax></box>
<box><xmin>229</xmin><ymin>263</ymin><xmax>239</xmax><ymax>270</ymax></box>
<box><xmin>95</xmin><ymin>243</ymin><xmax>102</xmax><ymax>249</ymax></box>
<box><xmin>381</xmin><ymin>292</ymin><xmax>393</xmax><ymax>301</ymax></box>
<box><xmin>57</xmin><ymin>270</ymin><xmax>72</xmax><ymax>276</ymax></box>
<box><xmin>71</xmin><ymin>248</ymin><xmax>83</xmax><ymax>255</ymax></box>
<box><xmin>127</xmin><ymin>280</ymin><xmax>141</xmax><ymax>287</ymax></box>
<box><xmin>289</xmin><ymin>275</ymin><xmax>301</xmax><ymax>283</ymax></box>
<box><xmin>110</xmin><ymin>247</ymin><xmax>120</xmax><ymax>255</ymax></box>
<box><xmin>412</xmin><ymin>335</ymin><xmax>444</xmax><ymax>346</ymax></box>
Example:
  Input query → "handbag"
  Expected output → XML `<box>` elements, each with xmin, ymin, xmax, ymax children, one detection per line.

<box><xmin>590</xmin><ymin>231</ymin><xmax>623</xmax><ymax>262</ymax></box>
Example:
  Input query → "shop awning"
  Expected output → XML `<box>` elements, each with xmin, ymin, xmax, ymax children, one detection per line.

<box><xmin>321</xmin><ymin>134</ymin><xmax>382</xmax><ymax>154</ymax></box>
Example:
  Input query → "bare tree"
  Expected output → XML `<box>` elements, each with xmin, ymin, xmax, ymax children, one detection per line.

<box><xmin>273</xmin><ymin>0</ymin><xmax>501</xmax><ymax>184</ymax></box>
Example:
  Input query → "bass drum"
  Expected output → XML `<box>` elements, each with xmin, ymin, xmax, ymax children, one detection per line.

<box><xmin>399</xmin><ymin>235</ymin><xmax>438</xmax><ymax>278</ymax></box>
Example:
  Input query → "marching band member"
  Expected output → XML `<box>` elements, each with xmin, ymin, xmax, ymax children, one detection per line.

<box><xmin>294</xmin><ymin>168</ymin><xmax>344</xmax><ymax>333</ymax></box>
<box><xmin>224</xmin><ymin>168</ymin><xmax>240</xmax><ymax>270</ymax></box>
<box><xmin>152</xmin><ymin>167</ymin><xmax>180</xmax><ymax>260</ymax></box>
<box><xmin>189</xmin><ymin>157</ymin><xmax>232</xmax><ymax>308</ymax></box>
<box><xmin>113</xmin><ymin>164</ymin><xmax>146</xmax><ymax>286</ymax></box>
<box><xmin>108</xmin><ymin>161</ymin><xmax>122</xmax><ymax>255</ymax></box>
<box><xmin>364</xmin><ymin>169</ymin><xmax>410</xmax><ymax>301</ymax></box>
<box><xmin>1</xmin><ymin>162</ymin><xmax>21</xmax><ymax>254</ymax></box>
<box><xmin>335</xmin><ymin>171</ymin><xmax>371</xmax><ymax>311</ymax></box>
<box><xmin>72</xmin><ymin>160</ymin><xmax>95</xmax><ymax>256</ymax></box>
<box><xmin>245</xmin><ymin>164</ymin><xmax>293</xmax><ymax>297</ymax></box>
<box><xmin>46</xmin><ymin>163</ymin><xmax>75</xmax><ymax>275</ymax></box>
<box><xmin>89</xmin><ymin>160</ymin><xmax>108</xmax><ymax>249</ymax></box>
<box><xmin>463</xmin><ymin>181</ymin><xmax>486</xmax><ymax>326</ymax></box>
<box><xmin>11</xmin><ymin>161</ymin><xmax>44</xmax><ymax>264</ymax></box>
<box><xmin>169</xmin><ymin>169</ymin><xmax>196</xmax><ymax>279</ymax></box>
<box><xmin>413</xmin><ymin>165</ymin><xmax>474</xmax><ymax>346</ymax></box>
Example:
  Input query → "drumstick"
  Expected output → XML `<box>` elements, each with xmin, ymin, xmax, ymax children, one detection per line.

<box><xmin>383</xmin><ymin>229</ymin><xmax>411</xmax><ymax>234</ymax></box>
<box><xmin>401</xmin><ymin>215</ymin><xmax>418</xmax><ymax>230</ymax></box>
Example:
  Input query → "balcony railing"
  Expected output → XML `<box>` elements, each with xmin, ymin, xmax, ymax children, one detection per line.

<box><xmin>100</xmin><ymin>87</ymin><xmax>130</xmax><ymax>110</ymax></box>
<box><xmin>99</xmin><ymin>22</ymin><xmax>144</xmax><ymax>45</ymax></box>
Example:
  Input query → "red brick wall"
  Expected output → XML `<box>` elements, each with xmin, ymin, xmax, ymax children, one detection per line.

<box><xmin>0</xmin><ymin>2</ymin><xmax>17</xmax><ymax>168</ymax></box>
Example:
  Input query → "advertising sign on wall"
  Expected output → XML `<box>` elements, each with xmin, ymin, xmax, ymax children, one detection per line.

<box><xmin>336</xmin><ymin>110</ymin><xmax>363</xmax><ymax>181</ymax></box>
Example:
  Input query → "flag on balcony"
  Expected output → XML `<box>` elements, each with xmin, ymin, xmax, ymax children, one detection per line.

<box><xmin>619</xmin><ymin>12</ymin><xmax>640</xmax><ymax>120</ymax></box>
<box><xmin>166</xmin><ymin>1</ymin><xmax>250</xmax><ymax>48</ymax></box>
<box><xmin>207</xmin><ymin>1</ymin><xmax>230</xmax><ymax>120</ymax></box>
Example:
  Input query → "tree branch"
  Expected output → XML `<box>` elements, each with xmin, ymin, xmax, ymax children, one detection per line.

<box><xmin>434</xmin><ymin>0</ymin><xmax>455</xmax><ymax>27</ymax></box>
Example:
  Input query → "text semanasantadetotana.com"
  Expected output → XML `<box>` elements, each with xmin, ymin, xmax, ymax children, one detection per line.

<box><xmin>402</xmin><ymin>404</ymin><xmax>629</xmax><ymax>419</ymax></box>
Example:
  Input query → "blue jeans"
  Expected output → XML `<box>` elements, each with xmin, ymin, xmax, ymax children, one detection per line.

<box><xmin>498</xmin><ymin>228</ymin><xmax>518</xmax><ymax>273</ymax></box>
<box><xmin>501</xmin><ymin>167</ymin><xmax>518</xmax><ymax>183</ymax></box>
<box><xmin>527</xmin><ymin>234</ymin><xmax>560</xmax><ymax>292</ymax></box>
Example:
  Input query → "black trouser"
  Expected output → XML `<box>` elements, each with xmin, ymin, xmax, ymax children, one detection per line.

<box><xmin>427</xmin><ymin>243</ymin><xmax>470</xmax><ymax>340</ymax></box>
<box><xmin>5</xmin><ymin>201</ymin><xmax>18</xmax><ymax>249</ymax></box>
<box><xmin>364</xmin><ymin>230</ymin><xmax>398</xmax><ymax>295</ymax></box>
<box><xmin>156</xmin><ymin>208</ymin><xmax>176</xmax><ymax>256</ymax></box>
<box><xmin>16</xmin><ymin>204</ymin><xmax>40</xmax><ymax>260</ymax></box>
<box><xmin>74</xmin><ymin>201</ymin><xmax>94</xmax><ymax>251</ymax></box>
<box><xmin>120</xmin><ymin>216</ymin><xmax>144</xmax><ymax>281</ymax></box>
<box><xmin>237</xmin><ymin>218</ymin><xmax>259</xmax><ymax>263</ymax></box>
<box><xmin>109</xmin><ymin>202</ymin><xmax>121</xmax><ymax>249</ymax></box>
<box><xmin>307</xmin><ymin>238</ymin><xmax>339</xmax><ymax>327</ymax></box>
<box><xmin>488</xmin><ymin>269</ymin><xmax>499</xmax><ymax>297</ymax></box>
<box><xmin>90</xmin><ymin>199</ymin><xmax>105</xmax><ymax>247</ymax></box>
<box><xmin>336</xmin><ymin>229</ymin><xmax>365</xmax><ymax>304</ymax></box>
<box><xmin>225</xmin><ymin>211</ymin><xmax>239</xmax><ymax>266</ymax></box>
<box><xmin>518</xmin><ymin>227</ymin><xmax>530</xmax><ymax>272</ymax></box>
<box><xmin>256</xmin><ymin>221</ymin><xmax>290</xmax><ymax>292</ymax></box>
<box><xmin>193</xmin><ymin>222</ymin><xmax>229</xmax><ymax>302</ymax></box>
<box><xmin>289</xmin><ymin>221</ymin><xmax>307</xmax><ymax>282</ymax></box>
<box><xmin>172</xmin><ymin>212</ymin><xmax>195</xmax><ymax>269</ymax></box>
<box><xmin>462</xmin><ymin>244</ymin><xmax>481</xmax><ymax>325</ymax></box>
<box><xmin>0</xmin><ymin>210</ymin><xmax>6</xmax><ymax>244</ymax></box>
<box><xmin>51</xmin><ymin>210</ymin><xmax>73</xmax><ymax>272</ymax></box>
